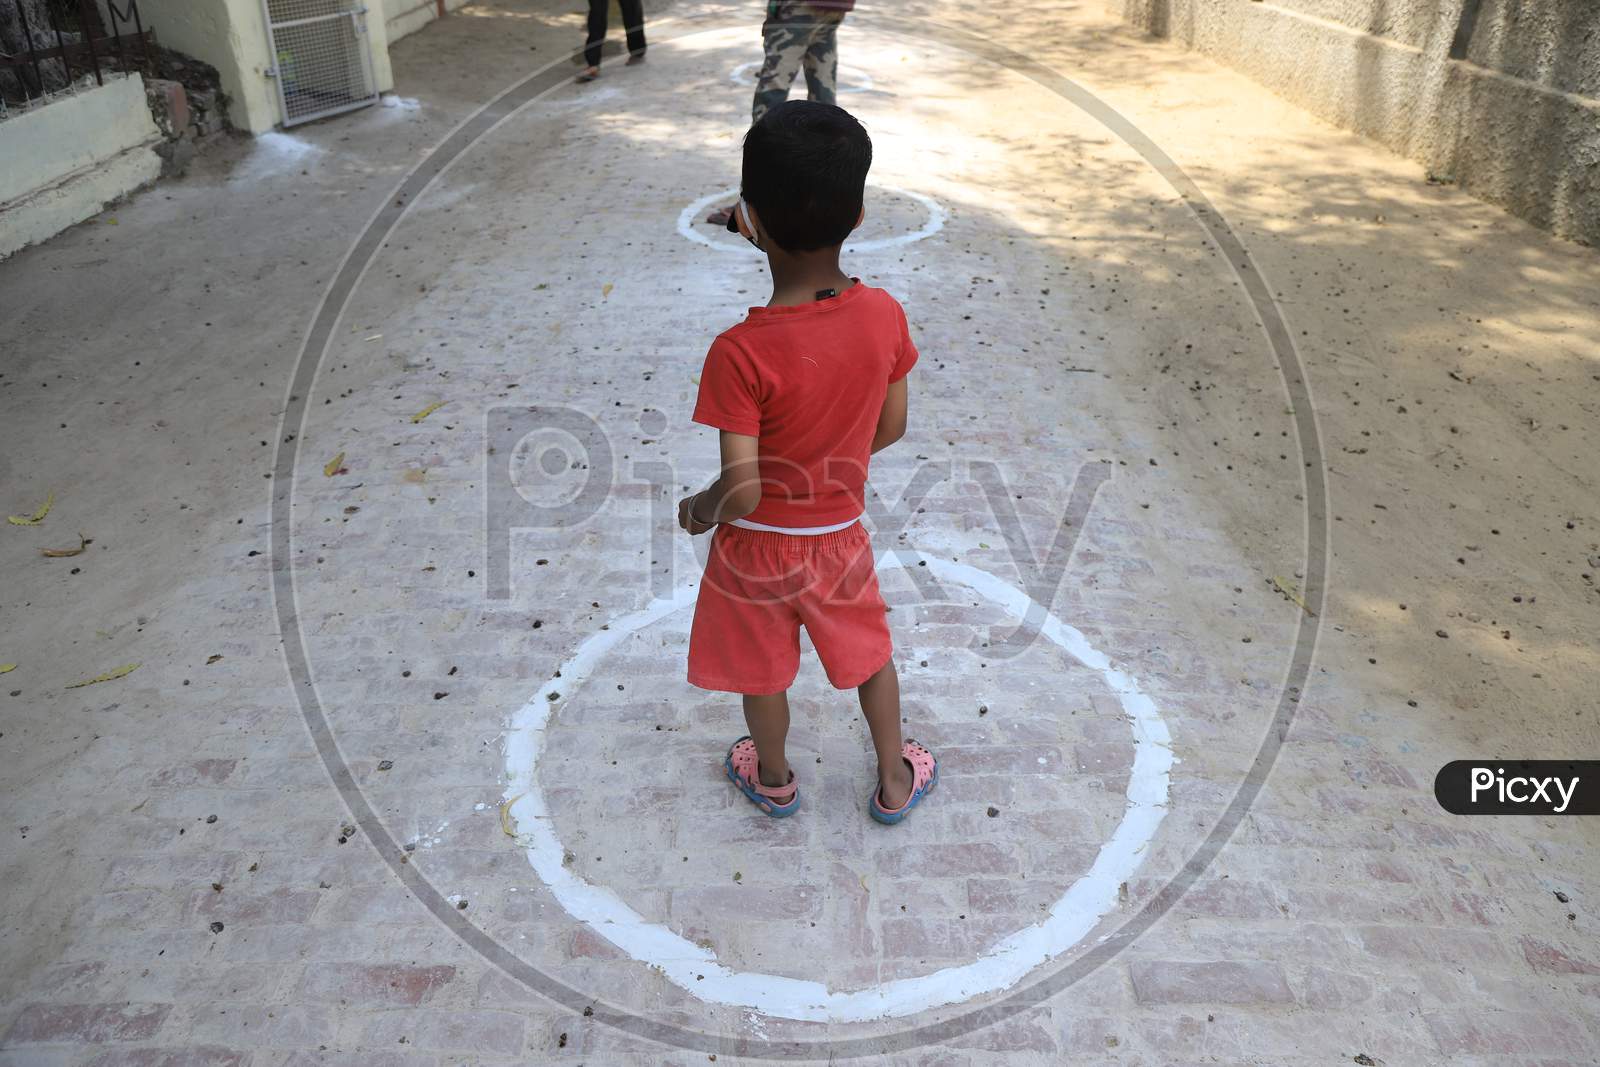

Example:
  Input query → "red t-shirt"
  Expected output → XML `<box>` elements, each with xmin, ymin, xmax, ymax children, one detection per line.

<box><xmin>692</xmin><ymin>282</ymin><xmax>918</xmax><ymax>527</ymax></box>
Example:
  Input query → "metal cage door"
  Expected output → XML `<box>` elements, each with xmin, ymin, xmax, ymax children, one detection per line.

<box><xmin>261</xmin><ymin>0</ymin><xmax>378</xmax><ymax>126</ymax></box>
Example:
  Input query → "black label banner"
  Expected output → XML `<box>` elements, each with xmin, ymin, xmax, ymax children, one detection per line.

<box><xmin>1435</xmin><ymin>761</ymin><xmax>1600</xmax><ymax>815</ymax></box>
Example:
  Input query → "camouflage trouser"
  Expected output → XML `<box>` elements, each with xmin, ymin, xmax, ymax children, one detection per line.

<box><xmin>752</xmin><ymin>1</ymin><xmax>847</xmax><ymax>124</ymax></box>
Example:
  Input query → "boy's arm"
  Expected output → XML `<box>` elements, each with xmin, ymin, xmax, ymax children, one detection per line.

<box><xmin>870</xmin><ymin>378</ymin><xmax>908</xmax><ymax>454</ymax></box>
<box><xmin>678</xmin><ymin>430</ymin><xmax>762</xmax><ymax>534</ymax></box>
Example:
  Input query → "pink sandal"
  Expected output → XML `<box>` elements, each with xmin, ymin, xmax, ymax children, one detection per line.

<box><xmin>870</xmin><ymin>740</ymin><xmax>938</xmax><ymax>824</ymax></box>
<box><xmin>724</xmin><ymin>736</ymin><xmax>799</xmax><ymax>817</ymax></box>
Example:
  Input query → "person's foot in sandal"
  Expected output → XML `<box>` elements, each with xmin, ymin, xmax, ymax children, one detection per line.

<box><xmin>575</xmin><ymin>65</ymin><xmax>600</xmax><ymax>83</ymax></box>
<box><xmin>870</xmin><ymin>739</ymin><xmax>937</xmax><ymax>824</ymax></box>
<box><xmin>724</xmin><ymin>736</ymin><xmax>799</xmax><ymax>817</ymax></box>
<box><xmin>705</xmin><ymin>202</ymin><xmax>737</xmax><ymax>227</ymax></box>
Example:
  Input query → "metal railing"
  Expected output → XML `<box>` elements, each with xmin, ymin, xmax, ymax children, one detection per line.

<box><xmin>1</xmin><ymin>0</ymin><xmax>153</xmax><ymax>107</ymax></box>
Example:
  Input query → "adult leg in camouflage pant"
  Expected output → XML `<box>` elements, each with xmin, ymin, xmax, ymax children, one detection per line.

<box><xmin>705</xmin><ymin>2</ymin><xmax>849</xmax><ymax>226</ymax></box>
<box><xmin>752</xmin><ymin>1</ymin><xmax>847</xmax><ymax>124</ymax></box>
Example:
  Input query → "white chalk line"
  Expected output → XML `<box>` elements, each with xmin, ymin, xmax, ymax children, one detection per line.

<box><xmin>676</xmin><ymin>185</ymin><xmax>946</xmax><ymax>256</ymax></box>
<box><xmin>502</xmin><ymin>552</ymin><xmax>1172</xmax><ymax>1023</ymax></box>
<box><xmin>728</xmin><ymin>60</ymin><xmax>876</xmax><ymax>93</ymax></box>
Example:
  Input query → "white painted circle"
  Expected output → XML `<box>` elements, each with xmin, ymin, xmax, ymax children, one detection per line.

<box><xmin>676</xmin><ymin>185</ymin><xmax>946</xmax><ymax>256</ymax></box>
<box><xmin>729</xmin><ymin>59</ymin><xmax>875</xmax><ymax>93</ymax></box>
<box><xmin>503</xmin><ymin>552</ymin><xmax>1173</xmax><ymax>1023</ymax></box>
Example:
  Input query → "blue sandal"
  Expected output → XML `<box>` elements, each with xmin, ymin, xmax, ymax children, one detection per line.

<box><xmin>724</xmin><ymin>736</ymin><xmax>800</xmax><ymax>817</ymax></box>
<box><xmin>869</xmin><ymin>740</ymin><xmax>938</xmax><ymax>824</ymax></box>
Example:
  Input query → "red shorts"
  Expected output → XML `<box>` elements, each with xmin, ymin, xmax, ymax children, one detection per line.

<box><xmin>687</xmin><ymin>522</ymin><xmax>892</xmax><ymax>694</ymax></box>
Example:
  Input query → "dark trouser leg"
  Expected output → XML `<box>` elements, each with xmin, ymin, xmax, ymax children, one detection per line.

<box><xmin>617</xmin><ymin>0</ymin><xmax>646</xmax><ymax>56</ymax></box>
<box><xmin>801</xmin><ymin>12</ymin><xmax>843</xmax><ymax>104</ymax></box>
<box><xmin>752</xmin><ymin>2</ymin><xmax>806</xmax><ymax>123</ymax></box>
<box><xmin>583</xmin><ymin>0</ymin><xmax>608</xmax><ymax>68</ymax></box>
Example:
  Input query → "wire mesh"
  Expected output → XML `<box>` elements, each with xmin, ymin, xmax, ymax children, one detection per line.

<box><xmin>266</xmin><ymin>0</ymin><xmax>360</xmax><ymax>23</ymax></box>
<box><xmin>263</xmin><ymin>0</ymin><xmax>376</xmax><ymax>125</ymax></box>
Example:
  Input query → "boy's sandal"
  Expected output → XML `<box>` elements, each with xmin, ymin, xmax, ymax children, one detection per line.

<box><xmin>704</xmin><ymin>204</ymin><xmax>735</xmax><ymax>226</ymax></box>
<box><xmin>575</xmin><ymin>66</ymin><xmax>600</xmax><ymax>83</ymax></box>
<box><xmin>724</xmin><ymin>736</ymin><xmax>799</xmax><ymax>817</ymax></box>
<box><xmin>869</xmin><ymin>739</ymin><xmax>938</xmax><ymax>825</ymax></box>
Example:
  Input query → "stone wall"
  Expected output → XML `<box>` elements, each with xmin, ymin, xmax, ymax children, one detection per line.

<box><xmin>1106</xmin><ymin>0</ymin><xmax>1600</xmax><ymax>246</ymax></box>
<box><xmin>143</xmin><ymin>76</ymin><xmax>227</xmax><ymax>177</ymax></box>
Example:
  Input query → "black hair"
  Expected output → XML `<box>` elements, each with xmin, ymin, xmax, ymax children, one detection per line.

<box><xmin>740</xmin><ymin>100</ymin><xmax>872</xmax><ymax>253</ymax></box>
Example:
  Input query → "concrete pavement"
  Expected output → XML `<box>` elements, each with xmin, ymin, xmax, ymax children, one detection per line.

<box><xmin>2</xmin><ymin>0</ymin><xmax>1597</xmax><ymax>1063</ymax></box>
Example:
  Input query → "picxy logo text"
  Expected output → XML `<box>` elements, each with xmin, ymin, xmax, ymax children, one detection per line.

<box><xmin>1435</xmin><ymin>760</ymin><xmax>1599</xmax><ymax>815</ymax></box>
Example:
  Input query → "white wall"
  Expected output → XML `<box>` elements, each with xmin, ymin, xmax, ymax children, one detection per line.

<box><xmin>118</xmin><ymin>0</ymin><xmax>269</xmax><ymax>133</ymax></box>
<box><xmin>383</xmin><ymin>0</ymin><xmax>472</xmax><ymax>45</ymax></box>
<box><xmin>127</xmin><ymin>0</ymin><xmax>396</xmax><ymax>134</ymax></box>
<box><xmin>0</xmin><ymin>74</ymin><xmax>163</xmax><ymax>259</ymax></box>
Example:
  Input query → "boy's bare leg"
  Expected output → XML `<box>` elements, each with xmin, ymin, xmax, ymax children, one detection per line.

<box><xmin>858</xmin><ymin>661</ymin><xmax>913</xmax><ymax>809</ymax></box>
<box><xmin>743</xmin><ymin>691</ymin><xmax>793</xmax><ymax>789</ymax></box>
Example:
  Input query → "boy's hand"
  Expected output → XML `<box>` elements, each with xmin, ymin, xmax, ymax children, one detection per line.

<box><xmin>678</xmin><ymin>493</ymin><xmax>715</xmax><ymax>535</ymax></box>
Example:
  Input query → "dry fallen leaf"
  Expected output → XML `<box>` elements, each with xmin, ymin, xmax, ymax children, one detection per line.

<box><xmin>411</xmin><ymin>401</ymin><xmax>445</xmax><ymax>423</ymax></box>
<box><xmin>499</xmin><ymin>794</ymin><xmax>527</xmax><ymax>839</ymax></box>
<box><xmin>66</xmin><ymin>663</ymin><xmax>140</xmax><ymax>689</ymax></box>
<box><xmin>601</xmin><ymin>282</ymin><xmax>614</xmax><ymax>298</ymax></box>
<box><xmin>206</xmin><ymin>654</ymin><xmax>223</xmax><ymax>665</ymax></box>
<box><xmin>41</xmin><ymin>535</ymin><xmax>88</xmax><ymax>558</ymax></box>
<box><xmin>8</xmin><ymin>492</ymin><xmax>54</xmax><ymax>526</ymax></box>
<box><xmin>324</xmin><ymin>453</ymin><xmax>345</xmax><ymax>477</ymax></box>
<box><xmin>1271</xmin><ymin>575</ymin><xmax>1316</xmax><ymax>616</ymax></box>
<box><xmin>0</xmin><ymin>664</ymin><xmax>15</xmax><ymax>675</ymax></box>
<box><xmin>402</xmin><ymin>468</ymin><xmax>427</xmax><ymax>484</ymax></box>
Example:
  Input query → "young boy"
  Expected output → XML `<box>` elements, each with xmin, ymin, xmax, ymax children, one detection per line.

<box><xmin>677</xmin><ymin>100</ymin><xmax>937</xmax><ymax>824</ymax></box>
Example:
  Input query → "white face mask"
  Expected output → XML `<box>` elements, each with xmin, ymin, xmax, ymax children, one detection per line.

<box><xmin>729</xmin><ymin>199</ymin><xmax>761</xmax><ymax>249</ymax></box>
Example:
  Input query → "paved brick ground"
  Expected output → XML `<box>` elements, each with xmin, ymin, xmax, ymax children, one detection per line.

<box><xmin>2</xmin><ymin>0</ymin><xmax>1598</xmax><ymax>1064</ymax></box>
